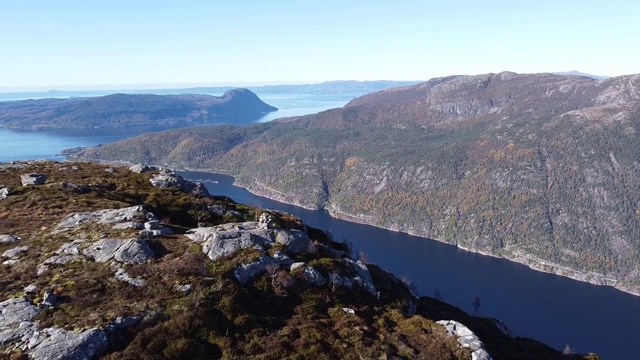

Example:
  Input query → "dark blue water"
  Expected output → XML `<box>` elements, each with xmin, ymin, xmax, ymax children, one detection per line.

<box><xmin>183</xmin><ymin>171</ymin><xmax>640</xmax><ymax>360</ymax></box>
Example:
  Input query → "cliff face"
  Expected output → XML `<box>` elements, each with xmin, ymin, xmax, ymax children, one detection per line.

<box><xmin>0</xmin><ymin>88</ymin><xmax>277</xmax><ymax>129</ymax></box>
<box><xmin>73</xmin><ymin>72</ymin><xmax>640</xmax><ymax>295</ymax></box>
<box><xmin>0</xmin><ymin>161</ymin><xmax>582</xmax><ymax>359</ymax></box>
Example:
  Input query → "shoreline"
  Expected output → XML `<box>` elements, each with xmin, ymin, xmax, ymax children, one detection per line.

<box><xmin>219</xmin><ymin>172</ymin><xmax>640</xmax><ymax>297</ymax></box>
<box><xmin>67</xmin><ymin>158</ymin><xmax>639</xmax><ymax>297</ymax></box>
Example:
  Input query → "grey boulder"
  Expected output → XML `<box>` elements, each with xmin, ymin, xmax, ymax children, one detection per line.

<box><xmin>0</xmin><ymin>297</ymin><xmax>40</xmax><ymax>348</ymax></box>
<box><xmin>150</xmin><ymin>170</ymin><xmax>211</xmax><ymax>197</ymax></box>
<box><xmin>437</xmin><ymin>320</ymin><xmax>492</xmax><ymax>360</ymax></box>
<box><xmin>28</xmin><ymin>327</ymin><xmax>107</xmax><ymax>360</ymax></box>
<box><xmin>0</xmin><ymin>235</ymin><xmax>21</xmax><ymax>244</ymax></box>
<box><xmin>234</xmin><ymin>256</ymin><xmax>276</xmax><ymax>285</ymax></box>
<box><xmin>0</xmin><ymin>187</ymin><xmax>10</xmax><ymax>200</ymax></box>
<box><xmin>20</xmin><ymin>173</ymin><xmax>47</xmax><ymax>186</ymax></box>
<box><xmin>275</xmin><ymin>229</ymin><xmax>311</xmax><ymax>254</ymax></box>
<box><xmin>186</xmin><ymin>223</ymin><xmax>274</xmax><ymax>261</ymax></box>
<box><xmin>302</xmin><ymin>267</ymin><xmax>326</xmax><ymax>286</ymax></box>
<box><xmin>54</xmin><ymin>205</ymin><xmax>150</xmax><ymax>233</ymax></box>
<box><xmin>129</xmin><ymin>164</ymin><xmax>158</xmax><ymax>173</ymax></box>
<box><xmin>83</xmin><ymin>238</ymin><xmax>154</xmax><ymax>264</ymax></box>
<box><xmin>1</xmin><ymin>246</ymin><xmax>29</xmax><ymax>259</ymax></box>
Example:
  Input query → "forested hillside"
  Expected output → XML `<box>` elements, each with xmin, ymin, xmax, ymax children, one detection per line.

<box><xmin>72</xmin><ymin>72</ymin><xmax>640</xmax><ymax>295</ymax></box>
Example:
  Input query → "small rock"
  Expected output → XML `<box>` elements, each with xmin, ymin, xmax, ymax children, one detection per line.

<box><xmin>234</xmin><ymin>256</ymin><xmax>276</xmax><ymax>284</ymax></box>
<box><xmin>2</xmin><ymin>259</ymin><xmax>20</xmax><ymax>267</ymax></box>
<box><xmin>41</xmin><ymin>290</ymin><xmax>59</xmax><ymax>309</ymax></box>
<box><xmin>24</xmin><ymin>284</ymin><xmax>39</xmax><ymax>293</ymax></box>
<box><xmin>275</xmin><ymin>229</ymin><xmax>312</xmax><ymax>254</ymax></box>
<box><xmin>144</xmin><ymin>220</ymin><xmax>160</xmax><ymax>230</ymax></box>
<box><xmin>129</xmin><ymin>164</ymin><xmax>158</xmax><ymax>173</ymax></box>
<box><xmin>302</xmin><ymin>267</ymin><xmax>326</xmax><ymax>286</ymax></box>
<box><xmin>60</xmin><ymin>182</ymin><xmax>90</xmax><ymax>194</ymax></box>
<box><xmin>113</xmin><ymin>315</ymin><xmax>142</xmax><ymax>329</ymax></box>
<box><xmin>36</xmin><ymin>264</ymin><xmax>49</xmax><ymax>276</ymax></box>
<box><xmin>83</xmin><ymin>238</ymin><xmax>155</xmax><ymax>265</ymax></box>
<box><xmin>272</xmin><ymin>250</ymin><xmax>294</xmax><ymax>265</ymax></box>
<box><xmin>29</xmin><ymin>327</ymin><xmax>107</xmax><ymax>360</ymax></box>
<box><xmin>0</xmin><ymin>187</ymin><xmax>10</xmax><ymax>200</ymax></box>
<box><xmin>290</xmin><ymin>262</ymin><xmax>305</xmax><ymax>271</ymax></box>
<box><xmin>114</xmin><ymin>268</ymin><xmax>146</xmax><ymax>287</ymax></box>
<box><xmin>436</xmin><ymin>320</ymin><xmax>492</xmax><ymax>360</ymax></box>
<box><xmin>348</xmin><ymin>259</ymin><xmax>377</xmax><ymax>296</ymax></box>
<box><xmin>2</xmin><ymin>246</ymin><xmax>29</xmax><ymax>259</ymax></box>
<box><xmin>175</xmin><ymin>284</ymin><xmax>193</xmax><ymax>294</ymax></box>
<box><xmin>329</xmin><ymin>273</ymin><xmax>353</xmax><ymax>290</ymax></box>
<box><xmin>20</xmin><ymin>173</ymin><xmax>47</xmax><ymax>186</ymax></box>
<box><xmin>0</xmin><ymin>234</ymin><xmax>21</xmax><ymax>244</ymax></box>
<box><xmin>258</xmin><ymin>213</ymin><xmax>274</xmax><ymax>229</ymax></box>
<box><xmin>342</xmin><ymin>307</ymin><xmax>355</xmax><ymax>314</ymax></box>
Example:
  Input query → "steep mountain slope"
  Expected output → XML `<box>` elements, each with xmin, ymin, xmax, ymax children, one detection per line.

<box><xmin>72</xmin><ymin>72</ymin><xmax>640</xmax><ymax>295</ymax></box>
<box><xmin>0</xmin><ymin>161</ymin><xmax>587</xmax><ymax>359</ymax></box>
<box><xmin>0</xmin><ymin>89</ymin><xmax>277</xmax><ymax>129</ymax></box>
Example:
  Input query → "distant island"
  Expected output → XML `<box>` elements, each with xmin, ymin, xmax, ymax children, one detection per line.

<box><xmin>0</xmin><ymin>89</ymin><xmax>277</xmax><ymax>129</ymax></box>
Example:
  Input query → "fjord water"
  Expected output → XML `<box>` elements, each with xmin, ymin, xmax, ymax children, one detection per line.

<box><xmin>183</xmin><ymin>171</ymin><xmax>640</xmax><ymax>360</ymax></box>
<box><xmin>0</xmin><ymin>92</ymin><xmax>350</xmax><ymax>162</ymax></box>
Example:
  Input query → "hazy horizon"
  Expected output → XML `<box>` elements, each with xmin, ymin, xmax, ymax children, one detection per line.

<box><xmin>1</xmin><ymin>1</ymin><xmax>638</xmax><ymax>89</ymax></box>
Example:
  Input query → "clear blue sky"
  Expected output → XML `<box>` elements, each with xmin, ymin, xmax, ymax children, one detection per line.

<box><xmin>1</xmin><ymin>0</ymin><xmax>639</xmax><ymax>90</ymax></box>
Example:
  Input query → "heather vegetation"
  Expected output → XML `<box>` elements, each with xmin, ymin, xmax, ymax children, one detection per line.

<box><xmin>74</xmin><ymin>72</ymin><xmax>640</xmax><ymax>294</ymax></box>
<box><xmin>0</xmin><ymin>161</ymin><xmax>590</xmax><ymax>359</ymax></box>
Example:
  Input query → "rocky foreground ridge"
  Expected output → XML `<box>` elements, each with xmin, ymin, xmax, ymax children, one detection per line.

<box><xmin>0</xmin><ymin>88</ymin><xmax>277</xmax><ymax>129</ymax></box>
<box><xmin>0</xmin><ymin>161</ymin><xmax>594</xmax><ymax>359</ymax></box>
<box><xmin>72</xmin><ymin>71</ymin><xmax>640</xmax><ymax>295</ymax></box>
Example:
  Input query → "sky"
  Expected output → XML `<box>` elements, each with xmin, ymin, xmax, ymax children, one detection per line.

<box><xmin>1</xmin><ymin>0</ymin><xmax>639</xmax><ymax>90</ymax></box>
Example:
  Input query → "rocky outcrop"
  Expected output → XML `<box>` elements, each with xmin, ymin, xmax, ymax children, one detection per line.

<box><xmin>347</xmin><ymin>259</ymin><xmax>377</xmax><ymax>296</ymax></box>
<box><xmin>150</xmin><ymin>170</ymin><xmax>211</xmax><ymax>198</ymax></box>
<box><xmin>0</xmin><ymin>187</ymin><xmax>10</xmax><ymax>200</ymax></box>
<box><xmin>129</xmin><ymin>164</ymin><xmax>158</xmax><ymax>174</ymax></box>
<box><xmin>83</xmin><ymin>238</ymin><xmax>155</xmax><ymax>264</ymax></box>
<box><xmin>43</xmin><ymin>240</ymin><xmax>84</xmax><ymax>265</ymax></box>
<box><xmin>234</xmin><ymin>256</ymin><xmax>277</xmax><ymax>285</ymax></box>
<box><xmin>437</xmin><ymin>320</ymin><xmax>492</xmax><ymax>360</ymax></box>
<box><xmin>114</xmin><ymin>267</ymin><xmax>146</xmax><ymax>287</ymax></box>
<box><xmin>0</xmin><ymin>235</ymin><xmax>20</xmax><ymax>245</ymax></box>
<box><xmin>20</xmin><ymin>173</ymin><xmax>46</xmax><ymax>186</ymax></box>
<box><xmin>302</xmin><ymin>266</ymin><xmax>325</xmax><ymax>286</ymax></box>
<box><xmin>53</xmin><ymin>205</ymin><xmax>151</xmax><ymax>234</ymax></box>
<box><xmin>0</xmin><ymin>297</ymin><xmax>40</xmax><ymax>348</ymax></box>
<box><xmin>139</xmin><ymin>220</ymin><xmax>173</xmax><ymax>238</ymax></box>
<box><xmin>2</xmin><ymin>246</ymin><xmax>29</xmax><ymax>259</ymax></box>
<box><xmin>275</xmin><ymin>229</ymin><xmax>312</xmax><ymax>254</ymax></box>
<box><xmin>186</xmin><ymin>222</ymin><xmax>274</xmax><ymax>261</ymax></box>
<box><xmin>28</xmin><ymin>327</ymin><xmax>107</xmax><ymax>360</ymax></box>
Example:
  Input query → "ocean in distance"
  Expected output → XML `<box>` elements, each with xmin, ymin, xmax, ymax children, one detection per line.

<box><xmin>0</xmin><ymin>92</ymin><xmax>350</xmax><ymax>163</ymax></box>
<box><xmin>1</xmin><ymin>90</ymin><xmax>638</xmax><ymax>359</ymax></box>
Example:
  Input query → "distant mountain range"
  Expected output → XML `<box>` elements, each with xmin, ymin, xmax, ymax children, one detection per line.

<box><xmin>0</xmin><ymin>89</ymin><xmax>277</xmax><ymax>129</ymax></box>
<box><xmin>72</xmin><ymin>71</ymin><xmax>640</xmax><ymax>295</ymax></box>
<box><xmin>553</xmin><ymin>71</ymin><xmax>609</xmax><ymax>80</ymax></box>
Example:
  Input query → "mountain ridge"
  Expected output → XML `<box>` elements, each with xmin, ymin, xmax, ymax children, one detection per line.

<box><xmin>71</xmin><ymin>71</ymin><xmax>640</xmax><ymax>296</ymax></box>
